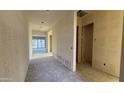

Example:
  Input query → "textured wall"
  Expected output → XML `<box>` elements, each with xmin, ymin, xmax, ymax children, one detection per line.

<box><xmin>77</xmin><ymin>16</ymin><xmax>82</xmax><ymax>63</ymax></box>
<box><xmin>47</xmin><ymin>30</ymin><xmax>52</xmax><ymax>53</ymax></box>
<box><xmin>120</xmin><ymin>12</ymin><xmax>124</xmax><ymax>81</ymax></box>
<box><xmin>32</xmin><ymin>30</ymin><xmax>47</xmax><ymax>37</ymax></box>
<box><xmin>79</xmin><ymin>10</ymin><xmax>123</xmax><ymax>77</ymax></box>
<box><xmin>0</xmin><ymin>11</ymin><xmax>29</xmax><ymax>81</ymax></box>
<box><xmin>29</xmin><ymin>24</ymin><xmax>32</xmax><ymax>59</ymax></box>
<box><xmin>53</xmin><ymin>11</ymin><xmax>75</xmax><ymax>71</ymax></box>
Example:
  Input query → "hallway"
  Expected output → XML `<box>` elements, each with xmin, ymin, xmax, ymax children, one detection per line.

<box><xmin>0</xmin><ymin>10</ymin><xmax>123</xmax><ymax>82</ymax></box>
<box><xmin>25</xmin><ymin>56</ymin><xmax>84</xmax><ymax>82</ymax></box>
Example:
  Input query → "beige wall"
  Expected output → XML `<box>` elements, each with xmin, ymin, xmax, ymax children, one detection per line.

<box><xmin>53</xmin><ymin>11</ymin><xmax>76</xmax><ymax>71</ymax></box>
<box><xmin>78</xmin><ymin>10</ymin><xmax>123</xmax><ymax>77</ymax></box>
<box><xmin>47</xmin><ymin>30</ymin><xmax>52</xmax><ymax>53</ymax></box>
<box><xmin>77</xmin><ymin>16</ymin><xmax>82</xmax><ymax>63</ymax></box>
<box><xmin>120</xmin><ymin>11</ymin><xmax>124</xmax><ymax>81</ymax></box>
<box><xmin>32</xmin><ymin>30</ymin><xmax>47</xmax><ymax>37</ymax></box>
<box><xmin>29</xmin><ymin>24</ymin><xmax>32</xmax><ymax>59</ymax></box>
<box><xmin>0</xmin><ymin>11</ymin><xmax>29</xmax><ymax>81</ymax></box>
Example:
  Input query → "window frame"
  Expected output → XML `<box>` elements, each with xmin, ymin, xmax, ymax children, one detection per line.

<box><xmin>32</xmin><ymin>36</ymin><xmax>46</xmax><ymax>49</ymax></box>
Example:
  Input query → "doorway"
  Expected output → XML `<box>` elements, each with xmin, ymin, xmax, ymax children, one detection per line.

<box><xmin>76</xmin><ymin>26</ymin><xmax>79</xmax><ymax>63</ymax></box>
<box><xmin>32</xmin><ymin>36</ymin><xmax>47</xmax><ymax>53</ymax></box>
<box><xmin>50</xmin><ymin>35</ymin><xmax>52</xmax><ymax>52</ymax></box>
<box><xmin>82</xmin><ymin>23</ymin><xmax>93</xmax><ymax>66</ymax></box>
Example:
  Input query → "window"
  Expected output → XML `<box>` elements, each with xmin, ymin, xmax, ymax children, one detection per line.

<box><xmin>32</xmin><ymin>39</ymin><xmax>37</xmax><ymax>48</ymax></box>
<box><xmin>32</xmin><ymin>36</ymin><xmax>46</xmax><ymax>49</ymax></box>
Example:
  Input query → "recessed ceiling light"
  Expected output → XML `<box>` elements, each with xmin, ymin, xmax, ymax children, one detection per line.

<box><xmin>41</xmin><ymin>22</ymin><xmax>44</xmax><ymax>24</ymax></box>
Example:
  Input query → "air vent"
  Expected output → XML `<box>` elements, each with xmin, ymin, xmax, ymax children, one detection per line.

<box><xmin>77</xmin><ymin>10</ymin><xmax>88</xmax><ymax>17</ymax></box>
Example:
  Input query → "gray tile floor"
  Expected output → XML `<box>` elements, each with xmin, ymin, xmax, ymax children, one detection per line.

<box><xmin>77</xmin><ymin>63</ymin><xmax>119</xmax><ymax>82</ymax></box>
<box><xmin>25</xmin><ymin>56</ymin><xmax>85</xmax><ymax>82</ymax></box>
<box><xmin>25</xmin><ymin>56</ymin><xmax>119</xmax><ymax>82</ymax></box>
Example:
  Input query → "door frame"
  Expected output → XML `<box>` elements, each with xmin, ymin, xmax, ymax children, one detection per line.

<box><xmin>119</xmin><ymin>12</ymin><xmax>124</xmax><ymax>81</ymax></box>
<box><xmin>76</xmin><ymin>26</ymin><xmax>79</xmax><ymax>63</ymax></box>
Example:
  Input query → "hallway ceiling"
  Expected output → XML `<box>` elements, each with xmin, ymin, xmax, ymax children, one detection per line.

<box><xmin>27</xmin><ymin>10</ymin><xmax>68</xmax><ymax>31</ymax></box>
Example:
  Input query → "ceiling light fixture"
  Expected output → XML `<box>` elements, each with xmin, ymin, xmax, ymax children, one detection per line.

<box><xmin>41</xmin><ymin>22</ymin><xmax>44</xmax><ymax>24</ymax></box>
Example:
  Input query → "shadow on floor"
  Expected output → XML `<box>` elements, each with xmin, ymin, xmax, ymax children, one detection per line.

<box><xmin>25</xmin><ymin>56</ymin><xmax>118</xmax><ymax>82</ymax></box>
<box><xmin>25</xmin><ymin>56</ymin><xmax>85</xmax><ymax>82</ymax></box>
<box><xmin>76</xmin><ymin>63</ymin><xmax>119</xmax><ymax>82</ymax></box>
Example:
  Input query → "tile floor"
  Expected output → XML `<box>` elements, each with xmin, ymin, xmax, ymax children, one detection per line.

<box><xmin>25</xmin><ymin>56</ymin><xmax>84</xmax><ymax>82</ymax></box>
<box><xmin>76</xmin><ymin>63</ymin><xmax>119</xmax><ymax>82</ymax></box>
<box><xmin>32</xmin><ymin>52</ymin><xmax>52</xmax><ymax>59</ymax></box>
<box><xmin>25</xmin><ymin>56</ymin><xmax>119</xmax><ymax>82</ymax></box>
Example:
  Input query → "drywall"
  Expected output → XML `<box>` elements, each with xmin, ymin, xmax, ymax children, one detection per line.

<box><xmin>52</xmin><ymin>11</ymin><xmax>76</xmax><ymax>71</ymax></box>
<box><xmin>120</xmin><ymin>11</ymin><xmax>124</xmax><ymax>81</ymax></box>
<box><xmin>0</xmin><ymin>11</ymin><xmax>29</xmax><ymax>81</ymax></box>
<box><xmin>29</xmin><ymin>24</ymin><xmax>32</xmax><ymax>59</ymax></box>
<box><xmin>77</xmin><ymin>16</ymin><xmax>82</xmax><ymax>63</ymax></box>
<box><xmin>47</xmin><ymin>30</ymin><xmax>53</xmax><ymax>53</ymax></box>
<box><xmin>32</xmin><ymin>30</ymin><xmax>47</xmax><ymax>37</ymax></box>
<box><xmin>80</xmin><ymin>11</ymin><xmax>123</xmax><ymax>77</ymax></box>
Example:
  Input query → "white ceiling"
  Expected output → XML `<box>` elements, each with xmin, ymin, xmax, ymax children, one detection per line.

<box><xmin>27</xmin><ymin>10</ymin><xmax>68</xmax><ymax>31</ymax></box>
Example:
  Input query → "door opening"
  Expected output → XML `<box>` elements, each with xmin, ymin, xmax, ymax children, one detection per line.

<box><xmin>32</xmin><ymin>36</ymin><xmax>47</xmax><ymax>53</ymax></box>
<box><xmin>82</xmin><ymin>23</ymin><xmax>93</xmax><ymax>66</ymax></box>
<box><xmin>50</xmin><ymin>35</ymin><xmax>52</xmax><ymax>52</ymax></box>
<box><xmin>76</xmin><ymin>26</ymin><xmax>79</xmax><ymax>63</ymax></box>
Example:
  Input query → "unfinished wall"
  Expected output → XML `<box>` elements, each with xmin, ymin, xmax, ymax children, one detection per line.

<box><xmin>47</xmin><ymin>30</ymin><xmax>52</xmax><ymax>53</ymax></box>
<box><xmin>29</xmin><ymin>24</ymin><xmax>32</xmax><ymax>59</ymax></box>
<box><xmin>77</xmin><ymin>16</ymin><xmax>82</xmax><ymax>63</ymax></box>
<box><xmin>120</xmin><ymin>12</ymin><xmax>124</xmax><ymax>81</ymax></box>
<box><xmin>53</xmin><ymin>11</ymin><xmax>76</xmax><ymax>71</ymax></box>
<box><xmin>0</xmin><ymin>11</ymin><xmax>29</xmax><ymax>81</ymax></box>
<box><xmin>32</xmin><ymin>30</ymin><xmax>47</xmax><ymax>37</ymax></box>
<box><xmin>77</xmin><ymin>13</ymin><xmax>94</xmax><ymax>63</ymax></box>
<box><xmin>80</xmin><ymin>11</ymin><xmax>123</xmax><ymax>77</ymax></box>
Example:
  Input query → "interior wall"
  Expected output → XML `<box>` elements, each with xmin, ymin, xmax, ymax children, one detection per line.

<box><xmin>29</xmin><ymin>24</ymin><xmax>32</xmax><ymax>59</ymax></box>
<box><xmin>32</xmin><ymin>30</ymin><xmax>47</xmax><ymax>37</ymax></box>
<box><xmin>120</xmin><ymin>11</ymin><xmax>124</xmax><ymax>81</ymax></box>
<box><xmin>47</xmin><ymin>30</ymin><xmax>52</xmax><ymax>53</ymax></box>
<box><xmin>53</xmin><ymin>11</ymin><xmax>76</xmax><ymax>71</ymax></box>
<box><xmin>79</xmin><ymin>10</ymin><xmax>123</xmax><ymax>77</ymax></box>
<box><xmin>77</xmin><ymin>16</ymin><xmax>82</xmax><ymax>63</ymax></box>
<box><xmin>0</xmin><ymin>11</ymin><xmax>29</xmax><ymax>81</ymax></box>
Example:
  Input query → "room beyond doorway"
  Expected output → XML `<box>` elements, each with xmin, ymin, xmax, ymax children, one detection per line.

<box><xmin>49</xmin><ymin>35</ymin><xmax>52</xmax><ymax>52</ymax></box>
<box><xmin>82</xmin><ymin>23</ymin><xmax>93</xmax><ymax>66</ymax></box>
<box><xmin>31</xmin><ymin>30</ymin><xmax>53</xmax><ymax>58</ymax></box>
